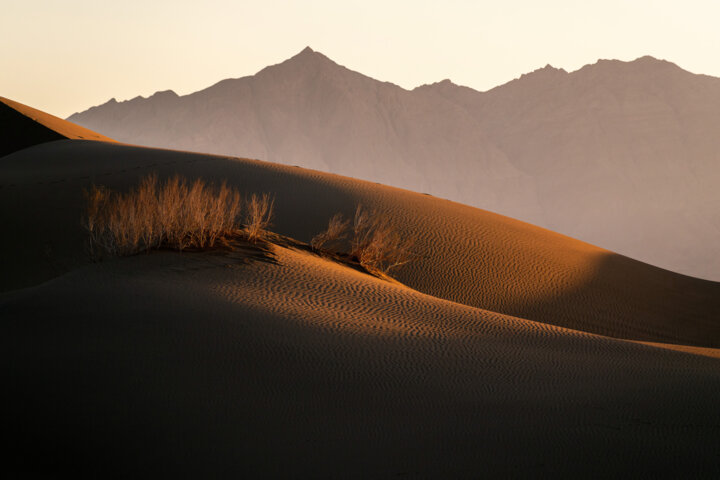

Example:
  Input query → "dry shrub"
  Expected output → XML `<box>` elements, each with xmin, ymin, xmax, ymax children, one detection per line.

<box><xmin>349</xmin><ymin>205</ymin><xmax>414</xmax><ymax>273</ymax></box>
<box><xmin>311</xmin><ymin>213</ymin><xmax>349</xmax><ymax>251</ymax></box>
<box><xmin>84</xmin><ymin>174</ymin><xmax>242</xmax><ymax>257</ymax></box>
<box><xmin>244</xmin><ymin>193</ymin><xmax>274</xmax><ymax>242</ymax></box>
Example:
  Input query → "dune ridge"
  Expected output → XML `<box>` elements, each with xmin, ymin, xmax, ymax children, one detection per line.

<box><xmin>0</xmin><ymin>96</ymin><xmax>113</xmax><ymax>157</ymax></box>
<box><xmin>2</xmin><ymin>139</ymin><xmax>719</xmax><ymax>347</ymax></box>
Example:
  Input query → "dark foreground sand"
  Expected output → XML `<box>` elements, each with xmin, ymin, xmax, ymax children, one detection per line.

<box><xmin>0</xmin><ymin>96</ymin><xmax>114</xmax><ymax>157</ymax></box>
<box><xmin>3</xmin><ymin>246</ymin><xmax>720</xmax><ymax>477</ymax></box>
<box><xmin>2</xmin><ymin>112</ymin><xmax>720</xmax><ymax>476</ymax></box>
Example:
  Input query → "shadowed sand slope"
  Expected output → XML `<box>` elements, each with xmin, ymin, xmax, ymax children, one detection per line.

<box><xmin>3</xmin><ymin>247</ymin><xmax>720</xmax><ymax>477</ymax></box>
<box><xmin>0</xmin><ymin>96</ymin><xmax>114</xmax><ymax>157</ymax></box>
<box><xmin>2</xmin><ymin>140</ymin><xmax>719</xmax><ymax>348</ymax></box>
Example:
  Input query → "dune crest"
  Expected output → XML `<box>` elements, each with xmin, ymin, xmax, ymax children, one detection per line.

<box><xmin>0</xmin><ymin>97</ymin><xmax>113</xmax><ymax>157</ymax></box>
<box><xmin>2</xmin><ymin>138</ymin><xmax>718</xmax><ymax>348</ymax></box>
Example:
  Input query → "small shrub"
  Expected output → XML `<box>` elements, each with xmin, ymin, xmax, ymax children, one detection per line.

<box><xmin>311</xmin><ymin>213</ymin><xmax>349</xmax><ymax>251</ymax></box>
<box><xmin>83</xmin><ymin>174</ymin><xmax>242</xmax><ymax>257</ymax></box>
<box><xmin>85</xmin><ymin>174</ymin><xmax>411</xmax><ymax>280</ymax></box>
<box><xmin>244</xmin><ymin>193</ymin><xmax>274</xmax><ymax>242</ymax></box>
<box><xmin>349</xmin><ymin>205</ymin><xmax>414</xmax><ymax>273</ymax></box>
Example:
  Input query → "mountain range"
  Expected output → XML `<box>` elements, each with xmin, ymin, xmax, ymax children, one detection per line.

<box><xmin>68</xmin><ymin>47</ymin><xmax>720</xmax><ymax>280</ymax></box>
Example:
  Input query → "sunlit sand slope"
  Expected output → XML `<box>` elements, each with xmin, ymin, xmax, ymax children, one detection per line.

<box><xmin>1</xmin><ymin>140</ymin><xmax>718</xmax><ymax>347</ymax></box>
<box><xmin>0</xmin><ymin>97</ymin><xmax>114</xmax><ymax>157</ymax></box>
<box><xmin>2</xmin><ymin>247</ymin><xmax>720</xmax><ymax>477</ymax></box>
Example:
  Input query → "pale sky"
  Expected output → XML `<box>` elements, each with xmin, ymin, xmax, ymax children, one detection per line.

<box><xmin>3</xmin><ymin>0</ymin><xmax>720</xmax><ymax>118</ymax></box>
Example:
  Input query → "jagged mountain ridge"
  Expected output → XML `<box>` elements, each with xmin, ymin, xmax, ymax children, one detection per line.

<box><xmin>68</xmin><ymin>48</ymin><xmax>720</xmax><ymax>280</ymax></box>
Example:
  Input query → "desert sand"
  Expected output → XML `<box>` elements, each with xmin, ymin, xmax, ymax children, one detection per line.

<box><xmin>1</xmin><ymin>96</ymin><xmax>114</xmax><ymax>157</ymax></box>
<box><xmin>2</xmin><ymin>105</ymin><xmax>720</xmax><ymax>476</ymax></box>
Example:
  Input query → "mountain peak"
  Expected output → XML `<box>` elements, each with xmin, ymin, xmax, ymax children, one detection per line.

<box><xmin>152</xmin><ymin>89</ymin><xmax>178</xmax><ymax>97</ymax></box>
<box><xmin>415</xmin><ymin>78</ymin><xmax>455</xmax><ymax>89</ymax></box>
<box><xmin>522</xmin><ymin>64</ymin><xmax>567</xmax><ymax>77</ymax></box>
<box><xmin>629</xmin><ymin>55</ymin><xmax>681</xmax><ymax>70</ymax></box>
<box><xmin>583</xmin><ymin>55</ymin><xmax>680</xmax><ymax>74</ymax></box>
<box><xmin>506</xmin><ymin>64</ymin><xmax>567</xmax><ymax>86</ymax></box>
<box><xmin>278</xmin><ymin>46</ymin><xmax>334</xmax><ymax>66</ymax></box>
<box><xmin>414</xmin><ymin>78</ymin><xmax>475</xmax><ymax>94</ymax></box>
<box><xmin>256</xmin><ymin>46</ymin><xmax>344</xmax><ymax>79</ymax></box>
<box><xmin>289</xmin><ymin>46</ymin><xmax>323</xmax><ymax>61</ymax></box>
<box><xmin>149</xmin><ymin>90</ymin><xmax>179</xmax><ymax>102</ymax></box>
<box><xmin>635</xmin><ymin>55</ymin><xmax>664</xmax><ymax>63</ymax></box>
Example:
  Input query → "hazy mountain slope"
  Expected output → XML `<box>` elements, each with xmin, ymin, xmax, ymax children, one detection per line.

<box><xmin>423</xmin><ymin>57</ymin><xmax>720</xmax><ymax>280</ymax></box>
<box><xmin>0</xmin><ymin>96</ymin><xmax>113</xmax><ymax>157</ymax></box>
<box><xmin>68</xmin><ymin>48</ymin><xmax>542</xmax><ymax>223</ymax></box>
<box><xmin>68</xmin><ymin>49</ymin><xmax>720</xmax><ymax>280</ymax></box>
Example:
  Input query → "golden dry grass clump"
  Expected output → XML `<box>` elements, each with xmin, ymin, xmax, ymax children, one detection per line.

<box><xmin>311</xmin><ymin>206</ymin><xmax>415</xmax><ymax>273</ymax></box>
<box><xmin>244</xmin><ymin>193</ymin><xmax>275</xmax><ymax>243</ymax></box>
<box><xmin>310</xmin><ymin>213</ymin><xmax>349</xmax><ymax>251</ymax></box>
<box><xmin>84</xmin><ymin>173</ymin><xmax>408</xmax><ymax>275</ymax></box>
<box><xmin>84</xmin><ymin>174</ymin><xmax>264</xmax><ymax>257</ymax></box>
<box><xmin>350</xmin><ymin>205</ymin><xmax>415</xmax><ymax>273</ymax></box>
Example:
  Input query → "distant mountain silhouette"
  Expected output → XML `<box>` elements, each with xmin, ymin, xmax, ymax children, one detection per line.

<box><xmin>68</xmin><ymin>48</ymin><xmax>720</xmax><ymax>280</ymax></box>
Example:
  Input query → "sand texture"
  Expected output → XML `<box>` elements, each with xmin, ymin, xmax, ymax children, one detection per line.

<box><xmin>2</xmin><ymin>140</ymin><xmax>719</xmax><ymax>346</ymax></box>
<box><xmin>2</xmin><ymin>131</ymin><xmax>720</xmax><ymax>475</ymax></box>
<box><xmin>3</xmin><ymin>240</ymin><xmax>720</xmax><ymax>477</ymax></box>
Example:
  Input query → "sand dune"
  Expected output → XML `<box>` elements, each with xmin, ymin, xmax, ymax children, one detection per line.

<box><xmin>2</xmin><ymin>139</ymin><xmax>719</xmax><ymax>346</ymax></box>
<box><xmin>0</xmin><ymin>96</ymin><xmax>113</xmax><ymax>157</ymax></box>
<box><xmin>2</xmin><ymin>103</ymin><xmax>720</xmax><ymax>475</ymax></box>
<box><xmin>4</xmin><ymin>245</ymin><xmax>720</xmax><ymax>476</ymax></box>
